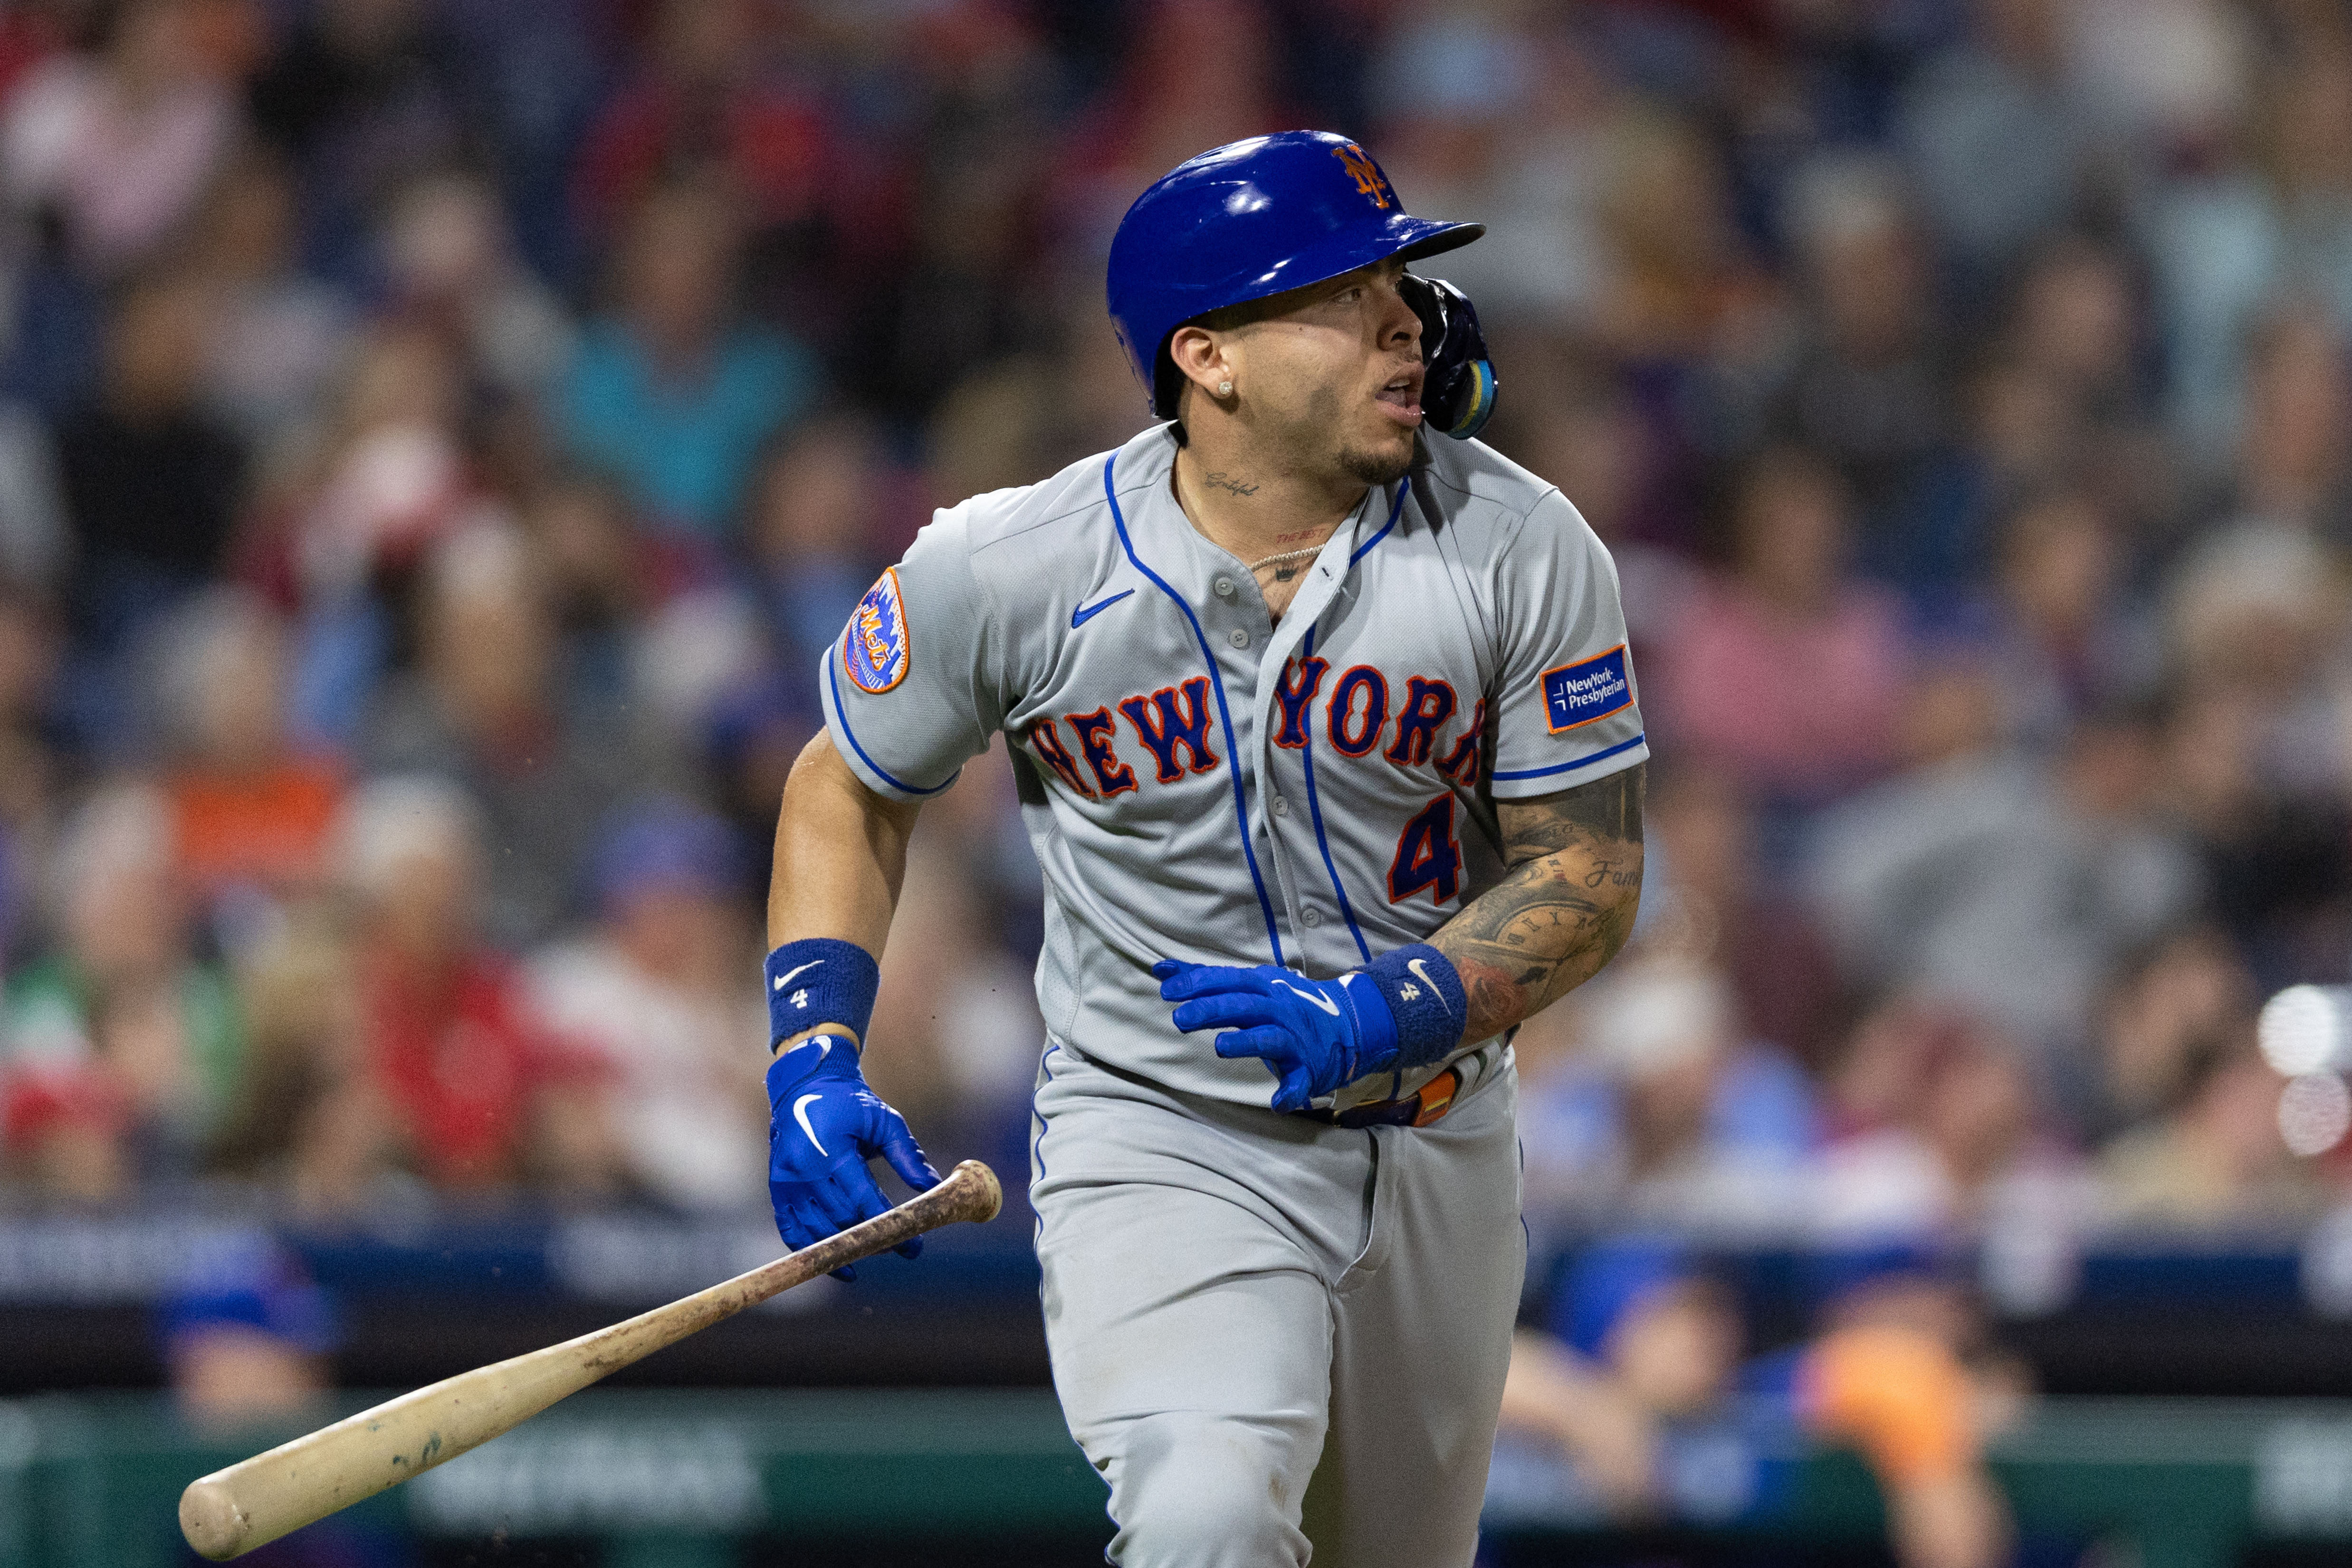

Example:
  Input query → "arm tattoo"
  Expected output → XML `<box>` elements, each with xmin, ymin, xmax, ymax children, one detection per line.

<box><xmin>1431</xmin><ymin>762</ymin><xmax>1645</xmax><ymax>1042</ymax></box>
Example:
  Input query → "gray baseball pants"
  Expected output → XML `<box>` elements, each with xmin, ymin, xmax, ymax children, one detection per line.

<box><xmin>1030</xmin><ymin>1040</ymin><xmax>1524</xmax><ymax>1567</ymax></box>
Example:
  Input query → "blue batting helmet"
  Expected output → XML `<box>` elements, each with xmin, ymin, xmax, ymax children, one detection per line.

<box><xmin>1107</xmin><ymin>131</ymin><xmax>1485</xmax><ymax>421</ymax></box>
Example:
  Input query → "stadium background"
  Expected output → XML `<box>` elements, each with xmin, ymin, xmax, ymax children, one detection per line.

<box><xmin>2</xmin><ymin>0</ymin><xmax>2352</xmax><ymax>1563</ymax></box>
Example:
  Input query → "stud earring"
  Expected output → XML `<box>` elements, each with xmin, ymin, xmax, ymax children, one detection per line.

<box><xmin>1218</xmin><ymin>381</ymin><xmax>1233</xmax><ymax>396</ymax></box>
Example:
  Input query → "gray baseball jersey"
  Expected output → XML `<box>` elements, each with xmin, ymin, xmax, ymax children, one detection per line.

<box><xmin>819</xmin><ymin>421</ymin><xmax>1646</xmax><ymax>1110</ymax></box>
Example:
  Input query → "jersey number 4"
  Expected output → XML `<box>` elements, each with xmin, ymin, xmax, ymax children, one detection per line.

<box><xmin>1388</xmin><ymin>795</ymin><xmax>1462</xmax><ymax>906</ymax></box>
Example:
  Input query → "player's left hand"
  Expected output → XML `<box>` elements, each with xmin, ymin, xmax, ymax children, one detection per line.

<box><xmin>766</xmin><ymin>1035</ymin><xmax>941</xmax><ymax>1281</ymax></box>
<box><xmin>1154</xmin><ymin>960</ymin><xmax>1402</xmax><ymax>1113</ymax></box>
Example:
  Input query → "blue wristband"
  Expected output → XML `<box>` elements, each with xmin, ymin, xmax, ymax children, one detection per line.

<box><xmin>765</xmin><ymin>938</ymin><xmax>880</xmax><ymax>1049</ymax></box>
<box><xmin>1359</xmin><ymin>944</ymin><xmax>1468</xmax><ymax>1070</ymax></box>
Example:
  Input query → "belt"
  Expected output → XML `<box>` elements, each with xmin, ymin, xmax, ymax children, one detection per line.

<box><xmin>1294</xmin><ymin>1064</ymin><xmax>1463</xmax><ymax>1129</ymax></box>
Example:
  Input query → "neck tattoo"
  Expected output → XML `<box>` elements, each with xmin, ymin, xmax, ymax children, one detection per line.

<box><xmin>1203</xmin><ymin>470</ymin><xmax>1259</xmax><ymax>497</ymax></box>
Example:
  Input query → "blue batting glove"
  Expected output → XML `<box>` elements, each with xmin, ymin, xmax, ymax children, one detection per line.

<box><xmin>766</xmin><ymin>1034</ymin><xmax>940</xmax><ymax>1281</ymax></box>
<box><xmin>1153</xmin><ymin>960</ymin><xmax>1402</xmax><ymax>1113</ymax></box>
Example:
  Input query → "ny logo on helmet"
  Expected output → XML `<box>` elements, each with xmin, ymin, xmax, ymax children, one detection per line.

<box><xmin>1332</xmin><ymin>143</ymin><xmax>1391</xmax><ymax>209</ymax></box>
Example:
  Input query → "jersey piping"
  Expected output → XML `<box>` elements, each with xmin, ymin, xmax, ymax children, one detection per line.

<box><xmin>1297</xmin><ymin>625</ymin><xmax>1373</xmax><ymax>966</ymax></box>
<box><xmin>1348</xmin><ymin>485</ymin><xmax>1405</xmax><ymax>566</ymax></box>
<box><xmin>826</xmin><ymin>657</ymin><xmax>960</xmax><ymax>796</ymax></box>
<box><xmin>1101</xmin><ymin>452</ymin><xmax>1287</xmax><ymax>967</ymax></box>
<box><xmin>1489</xmin><ymin>729</ymin><xmax>1647</xmax><ymax>782</ymax></box>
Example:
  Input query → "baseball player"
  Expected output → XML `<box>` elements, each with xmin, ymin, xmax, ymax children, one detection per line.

<box><xmin>760</xmin><ymin>131</ymin><xmax>1646</xmax><ymax>1566</ymax></box>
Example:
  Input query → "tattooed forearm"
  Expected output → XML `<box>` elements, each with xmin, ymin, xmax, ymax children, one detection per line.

<box><xmin>1432</xmin><ymin>763</ymin><xmax>1644</xmax><ymax>1041</ymax></box>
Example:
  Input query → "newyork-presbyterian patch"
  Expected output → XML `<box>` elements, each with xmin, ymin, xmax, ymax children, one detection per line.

<box><xmin>1541</xmin><ymin>645</ymin><xmax>1632</xmax><ymax>733</ymax></box>
<box><xmin>844</xmin><ymin>568</ymin><xmax>911</xmax><ymax>694</ymax></box>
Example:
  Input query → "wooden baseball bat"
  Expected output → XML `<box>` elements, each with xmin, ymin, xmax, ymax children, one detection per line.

<box><xmin>179</xmin><ymin>1158</ymin><xmax>1003</xmax><ymax>1560</ymax></box>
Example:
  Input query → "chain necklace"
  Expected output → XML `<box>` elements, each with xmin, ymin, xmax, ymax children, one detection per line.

<box><xmin>1243</xmin><ymin>543</ymin><xmax>1326</xmax><ymax>574</ymax></box>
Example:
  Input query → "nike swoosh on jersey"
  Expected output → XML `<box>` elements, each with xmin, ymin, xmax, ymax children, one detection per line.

<box><xmin>1406</xmin><ymin>958</ymin><xmax>1451</xmax><ymax>1012</ymax></box>
<box><xmin>1273</xmin><ymin>978</ymin><xmax>1342</xmax><ymax>1016</ymax></box>
<box><xmin>792</xmin><ymin>1093</ymin><xmax>828</xmax><ymax>1156</ymax></box>
<box><xmin>773</xmin><ymin>959</ymin><xmax>825</xmax><ymax>991</ymax></box>
<box><xmin>1070</xmin><ymin>589</ymin><xmax>1135</xmax><ymax>629</ymax></box>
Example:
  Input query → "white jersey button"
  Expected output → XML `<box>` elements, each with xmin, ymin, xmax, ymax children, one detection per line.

<box><xmin>1302</xmin><ymin>908</ymin><xmax>1322</xmax><ymax>927</ymax></box>
<box><xmin>1272</xmin><ymin>794</ymin><xmax>1290</xmax><ymax>818</ymax></box>
<box><xmin>1214</xmin><ymin>576</ymin><xmax>1236</xmax><ymax>597</ymax></box>
<box><xmin>1227</xmin><ymin>627</ymin><xmax>1250</xmax><ymax>649</ymax></box>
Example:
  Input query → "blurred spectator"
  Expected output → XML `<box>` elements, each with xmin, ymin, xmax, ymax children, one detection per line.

<box><xmin>744</xmin><ymin>413</ymin><xmax>897</xmax><ymax>677</ymax></box>
<box><xmin>244</xmin><ymin>0</ymin><xmax>471</xmax><ymax>283</ymax></box>
<box><xmin>519</xmin><ymin>471</ymin><xmax>642</xmax><ymax>704</ymax></box>
<box><xmin>925</xmin><ymin>349</ymin><xmax>1068</xmax><ymax>507</ymax></box>
<box><xmin>159</xmin><ymin>1232</ymin><xmax>338</xmax><ymax>1429</ymax></box>
<box><xmin>1588</xmin><ymin>111</ymin><xmax>1774</xmax><ymax>370</ymax></box>
<box><xmin>1808</xmin><ymin>1002</ymin><xmax>2063</xmax><ymax>1240</ymax></box>
<box><xmin>1895</xmin><ymin>0</ymin><xmax>2091</xmax><ymax>289</ymax></box>
<box><xmin>703</xmin><ymin>666</ymin><xmax>822</xmax><ymax>898</ymax></box>
<box><xmin>0</xmin><ymin>585</ymin><xmax>62</xmax><ymax>877</ymax></box>
<box><xmin>2085</xmin><ymin>925</ymin><xmax>2260</xmax><ymax>1141</ymax></box>
<box><xmin>0</xmin><ymin>386</ymin><xmax>65</xmax><ymax>590</ymax></box>
<box><xmin>206</xmin><ymin>908</ymin><xmax>400</xmax><ymax>1217</ymax></box>
<box><xmin>1050</xmin><ymin>0</ymin><xmax>1291</xmax><ymax>251</ymax></box>
<box><xmin>2157</xmin><ymin>520</ymin><xmax>2352</xmax><ymax>980</ymax></box>
<box><xmin>1646</xmin><ymin>448</ymin><xmax>1912</xmax><ymax>802</ymax></box>
<box><xmin>1980</xmin><ymin>239</ymin><xmax>2178</xmax><ymax>548</ymax></box>
<box><xmin>377</xmin><ymin>169</ymin><xmax>574</xmax><ymax>404</ymax></box>
<box><xmin>870</xmin><ymin>3</ymin><xmax>1060</xmax><ymax>416</ymax></box>
<box><xmin>156</xmin><ymin>589</ymin><xmax>344</xmax><ymax>935</ymax></box>
<box><xmin>558</xmin><ymin>175</ymin><xmax>820</xmax><ymax>538</ymax></box>
<box><xmin>280</xmin><ymin>320</ymin><xmax>473</xmax><ymax>609</ymax></box>
<box><xmin>2221</xmin><ymin>306</ymin><xmax>2352</xmax><ymax>541</ymax></box>
<box><xmin>1641</xmin><ymin>765</ymin><xmax>1844</xmax><ymax>1068</ymax></box>
<box><xmin>1492</xmin><ymin>359</ymin><xmax>1661</xmax><ymax>560</ymax></box>
<box><xmin>2099</xmin><ymin>1043</ymin><xmax>2318</xmax><ymax>1224</ymax></box>
<box><xmin>1756</xmin><ymin>158</ymin><xmax>1950</xmax><ymax>541</ymax></box>
<box><xmin>1517</xmin><ymin>957</ymin><xmax>1817</xmax><ymax>1233</ymax></box>
<box><xmin>2144</xmin><ymin>48</ymin><xmax>2352</xmax><ymax>459</ymax></box>
<box><xmin>527</xmin><ymin>802</ymin><xmax>766</xmax><ymax>1211</ymax></box>
<box><xmin>1</xmin><ymin>0</ymin><xmax>243</xmax><ymax>276</ymax></box>
<box><xmin>55</xmin><ymin>267</ymin><xmax>245</xmax><ymax>678</ymax></box>
<box><xmin>1368</xmin><ymin>12</ymin><xmax>1611</xmax><ymax>331</ymax></box>
<box><xmin>569</xmin><ymin>0</ymin><xmax>834</xmax><ymax>252</ymax></box>
<box><xmin>191</xmin><ymin>147</ymin><xmax>355</xmax><ymax>449</ymax></box>
<box><xmin>1494</xmin><ymin>1243</ymin><xmax>2015</xmax><ymax>1568</ymax></box>
<box><xmin>1975</xmin><ymin>488</ymin><xmax>2152</xmax><ymax>746</ymax></box>
<box><xmin>337</xmin><ymin>774</ymin><xmax>615</xmax><ymax>1193</ymax></box>
<box><xmin>0</xmin><ymin>782</ymin><xmax>242</xmax><ymax>1198</ymax></box>
<box><xmin>2006</xmin><ymin>239</ymin><xmax>2146</xmax><ymax>427</ymax></box>
<box><xmin>360</xmin><ymin>523</ymin><xmax>664</xmax><ymax>947</ymax></box>
<box><xmin>1808</xmin><ymin>698</ymin><xmax>2199</xmax><ymax>1066</ymax></box>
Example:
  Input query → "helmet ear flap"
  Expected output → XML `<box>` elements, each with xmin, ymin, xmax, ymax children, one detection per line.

<box><xmin>1400</xmin><ymin>274</ymin><xmax>1500</xmax><ymax>440</ymax></box>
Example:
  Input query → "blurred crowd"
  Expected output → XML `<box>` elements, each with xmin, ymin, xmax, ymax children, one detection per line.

<box><xmin>0</xmin><ymin>0</ymin><xmax>2345</xmax><ymax>1275</ymax></box>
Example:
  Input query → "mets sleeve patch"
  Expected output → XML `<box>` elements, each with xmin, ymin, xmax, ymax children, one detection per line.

<box><xmin>843</xmin><ymin>567</ymin><xmax>911</xmax><ymax>694</ymax></box>
<box><xmin>1541</xmin><ymin>644</ymin><xmax>1632</xmax><ymax>733</ymax></box>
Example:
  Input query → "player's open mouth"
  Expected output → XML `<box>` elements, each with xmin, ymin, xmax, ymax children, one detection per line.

<box><xmin>1375</xmin><ymin>372</ymin><xmax>1423</xmax><ymax>427</ymax></box>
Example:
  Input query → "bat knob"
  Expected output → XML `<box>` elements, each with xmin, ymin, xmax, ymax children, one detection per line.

<box><xmin>180</xmin><ymin>1475</ymin><xmax>251</xmax><ymax>1560</ymax></box>
<box><xmin>948</xmin><ymin>1159</ymin><xmax>1004</xmax><ymax>1224</ymax></box>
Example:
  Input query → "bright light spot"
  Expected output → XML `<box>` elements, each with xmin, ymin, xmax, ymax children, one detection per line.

<box><xmin>2260</xmin><ymin>985</ymin><xmax>2343</xmax><ymax>1077</ymax></box>
<box><xmin>2279</xmin><ymin>1072</ymin><xmax>2352</xmax><ymax>1158</ymax></box>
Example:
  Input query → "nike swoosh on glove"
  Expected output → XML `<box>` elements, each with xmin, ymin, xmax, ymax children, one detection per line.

<box><xmin>1153</xmin><ymin>960</ymin><xmax>1401</xmax><ymax>1113</ymax></box>
<box><xmin>766</xmin><ymin>1035</ymin><xmax>940</xmax><ymax>1281</ymax></box>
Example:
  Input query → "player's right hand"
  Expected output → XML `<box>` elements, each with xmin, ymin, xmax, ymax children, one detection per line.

<box><xmin>765</xmin><ymin>1035</ymin><xmax>940</xmax><ymax>1281</ymax></box>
